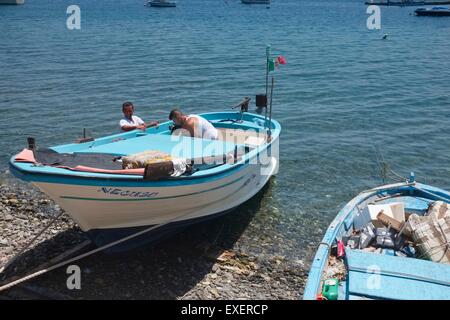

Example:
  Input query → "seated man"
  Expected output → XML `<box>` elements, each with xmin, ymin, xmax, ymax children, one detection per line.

<box><xmin>120</xmin><ymin>102</ymin><xmax>158</xmax><ymax>132</ymax></box>
<box><xmin>169</xmin><ymin>109</ymin><xmax>218</xmax><ymax>140</ymax></box>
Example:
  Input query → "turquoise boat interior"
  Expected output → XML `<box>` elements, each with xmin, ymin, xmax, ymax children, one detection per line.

<box><xmin>9</xmin><ymin>111</ymin><xmax>281</xmax><ymax>184</ymax></box>
<box><xmin>304</xmin><ymin>182</ymin><xmax>450</xmax><ymax>300</ymax></box>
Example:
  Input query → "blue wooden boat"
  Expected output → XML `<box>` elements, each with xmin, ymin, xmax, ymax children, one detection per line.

<box><xmin>9</xmin><ymin>110</ymin><xmax>280</xmax><ymax>251</ymax></box>
<box><xmin>304</xmin><ymin>179</ymin><xmax>450</xmax><ymax>300</ymax></box>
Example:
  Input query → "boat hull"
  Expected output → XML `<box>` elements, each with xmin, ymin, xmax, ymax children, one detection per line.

<box><xmin>86</xmin><ymin>200</ymin><xmax>242</xmax><ymax>253</ymax></box>
<box><xmin>21</xmin><ymin>156</ymin><xmax>276</xmax><ymax>252</ymax></box>
<box><xmin>27</xmin><ymin>156</ymin><xmax>275</xmax><ymax>231</ymax></box>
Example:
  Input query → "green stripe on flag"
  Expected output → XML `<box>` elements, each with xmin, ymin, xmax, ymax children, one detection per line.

<box><xmin>268</xmin><ymin>58</ymin><xmax>275</xmax><ymax>72</ymax></box>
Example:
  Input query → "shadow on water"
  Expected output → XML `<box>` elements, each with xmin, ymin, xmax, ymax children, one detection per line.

<box><xmin>1</xmin><ymin>180</ymin><xmax>274</xmax><ymax>299</ymax></box>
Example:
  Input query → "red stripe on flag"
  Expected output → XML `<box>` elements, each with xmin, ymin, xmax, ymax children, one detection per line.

<box><xmin>277</xmin><ymin>56</ymin><xmax>287</xmax><ymax>65</ymax></box>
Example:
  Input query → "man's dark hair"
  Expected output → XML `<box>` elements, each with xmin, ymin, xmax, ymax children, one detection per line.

<box><xmin>122</xmin><ymin>101</ymin><xmax>134</xmax><ymax>111</ymax></box>
<box><xmin>169</xmin><ymin>109</ymin><xmax>183</xmax><ymax>120</ymax></box>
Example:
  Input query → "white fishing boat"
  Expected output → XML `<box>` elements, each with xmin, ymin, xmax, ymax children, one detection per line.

<box><xmin>10</xmin><ymin>105</ymin><xmax>280</xmax><ymax>251</ymax></box>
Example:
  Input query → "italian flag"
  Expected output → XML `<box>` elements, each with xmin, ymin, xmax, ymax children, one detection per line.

<box><xmin>268</xmin><ymin>55</ymin><xmax>287</xmax><ymax>72</ymax></box>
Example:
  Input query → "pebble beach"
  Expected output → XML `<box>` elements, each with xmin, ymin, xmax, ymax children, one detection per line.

<box><xmin>0</xmin><ymin>174</ymin><xmax>309</xmax><ymax>299</ymax></box>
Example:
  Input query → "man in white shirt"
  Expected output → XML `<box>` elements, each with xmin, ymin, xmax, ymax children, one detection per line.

<box><xmin>120</xmin><ymin>102</ymin><xmax>158</xmax><ymax>132</ymax></box>
<box><xmin>168</xmin><ymin>109</ymin><xmax>218</xmax><ymax>140</ymax></box>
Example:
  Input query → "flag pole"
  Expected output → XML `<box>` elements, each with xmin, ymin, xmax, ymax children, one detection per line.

<box><xmin>268</xmin><ymin>76</ymin><xmax>274</xmax><ymax>140</ymax></box>
<box><xmin>265</xmin><ymin>44</ymin><xmax>271</xmax><ymax>129</ymax></box>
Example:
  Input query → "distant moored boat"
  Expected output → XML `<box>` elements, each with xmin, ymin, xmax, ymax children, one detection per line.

<box><xmin>146</xmin><ymin>0</ymin><xmax>176</xmax><ymax>7</ymax></box>
<box><xmin>415</xmin><ymin>6</ymin><xmax>450</xmax><ymax>15</ymax></box>
<box><xmin>364</xmin><ymin>0</ymin><xmax>450</xmax><ymax>6</ymax></box>
<box><xmin>0</xmin><ymin>0</ymin><xmax>24</xmax><ymax>4</ymax></box>
<box><xmin>241</xmin><ymin>0</ymin><xmax>271</xmax><ymax>4</ymax></box>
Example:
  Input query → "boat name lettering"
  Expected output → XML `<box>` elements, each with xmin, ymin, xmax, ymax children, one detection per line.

<box><xmin>98</xmin><ymin>188</ymin><xmax>159</xmax><ymax>198</ymax></box>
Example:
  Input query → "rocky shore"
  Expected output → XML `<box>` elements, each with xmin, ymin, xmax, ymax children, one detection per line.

<box><xmin>0</xmin><ymin>175</ymin><xmax>310</xmax><ymax>300</ymax></box>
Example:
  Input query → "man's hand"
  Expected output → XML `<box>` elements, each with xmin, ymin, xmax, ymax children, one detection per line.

<box><xmin>137</xmin><ymin>124</ymin><xmax>146</xmax><ymax>131</ymax></box>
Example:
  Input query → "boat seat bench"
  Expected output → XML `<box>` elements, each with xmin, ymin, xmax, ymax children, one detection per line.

<box><xmin>345</xmin><ymin>249</ymin><xmax>450</xmax><ymax>300</ymax></box>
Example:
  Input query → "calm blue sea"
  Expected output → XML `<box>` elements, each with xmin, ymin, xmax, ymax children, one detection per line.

<box><xmin>1</xmin><ymin>0</ymin><xmax>449</xmax><ymax>260</ymax></box>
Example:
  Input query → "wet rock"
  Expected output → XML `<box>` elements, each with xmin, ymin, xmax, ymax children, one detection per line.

<box><xmin>210</xmin><ymin>288</ymin><xmax>220</xmax><ymax>298</ymax></box>
<box><xmin>217</xmin><ymin>250</ymin><xmax>235</xmax><ymax>263</ymax></box>
<box><xmin>136</xmin><ymin>264</ymin><xmax>144</xmax><ymax>273</ymax></box>
<box><xmin>7</xmin><ymin>198</ymin><xmax>19</xmax><ymax>206</ymax></box>
<box><xmin>260</xmin><ymin>274</ymin><xmax>271</xmax><ymax>282</ymax></box>
<box><xmin>83</xmin><ymin>268</ymin><xmax>92</xmax><ymax>274</ymax></box>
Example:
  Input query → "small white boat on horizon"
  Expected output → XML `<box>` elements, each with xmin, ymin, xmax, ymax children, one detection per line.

<box><xmin>241</xmin><ymin>0</ymin><xmax>271</xmax><ymax>5</ymax></box>
<box><xmin>146</xmin><ymin>0</ymin><xmax>176</xmax><ymax>7</ymax></box>
<box><xmin>0</xmin><ymin>0</ymin><xmax>24</xmax><ymax>5</ymax></box>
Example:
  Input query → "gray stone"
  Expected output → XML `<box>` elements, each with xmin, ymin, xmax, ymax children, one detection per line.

<box><xmin>8</xmin><ymin>198</ymin><xmax>19</xmax><ymax>205</ymax></box>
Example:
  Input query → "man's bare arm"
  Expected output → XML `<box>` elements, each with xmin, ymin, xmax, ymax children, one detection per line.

<box><xmin>184</xmin><ymin>118</ymin><xmax>197</xmax><ymax>137</ymax></box>
<box><xmin>121</xmin><ymin>124</ymin><xmax>146</xmax><ymax>131</ymax></box>
<box><xmin>146</xmin><ymin>121</ymin><xmax>159</xmax><ymax>128</ymax></box>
